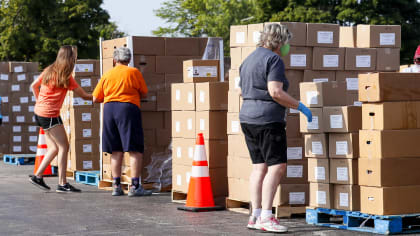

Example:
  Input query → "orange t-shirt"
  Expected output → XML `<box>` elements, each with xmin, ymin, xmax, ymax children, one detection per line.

<box><xmin>93</xmin><ymin>65</ymin><xmax>148</xmax><ymax>108</ymax></box>
<box><xmin>34</xmin><ymin>73</ymin><xmax>79</xmax><ymax>117</ymax></box>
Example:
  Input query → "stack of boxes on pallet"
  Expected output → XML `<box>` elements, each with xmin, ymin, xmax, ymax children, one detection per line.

<box><xmin>171</xmin><ymin>59</ymin><xmax>229</xmax><ymax>203</ymax></box>
<box><xmin>0</xmin><ymin>62</ymin><xmax>40</xmax><ymax>154</ymax></box>
<box><xmin>358</xmin><ymin>72</ymin><xmax>420</xmax><ymax>215</ymax></box>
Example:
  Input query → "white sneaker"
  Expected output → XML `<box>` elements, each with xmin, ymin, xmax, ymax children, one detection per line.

<box><xmin>258</xmin><ymin>216</ymin><xmax>288</xmax><ymax>233</ymax></box>
<box><xmin>247</xmin><ymin>216</ymin><xmax>259</xmax><ymax>230</ymax></box>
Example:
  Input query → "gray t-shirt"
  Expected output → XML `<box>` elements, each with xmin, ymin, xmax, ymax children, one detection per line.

<box><xmin>239</xmin><ymin>47</ymin><xmax>289</xmax><ymax>125</ymax></box>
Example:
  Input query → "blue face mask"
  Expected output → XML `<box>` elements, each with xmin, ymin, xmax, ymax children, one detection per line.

<box><xmin>280</xmin><ymin>43</ymin><xmax>290</xmax><ymax>56</ymax></box>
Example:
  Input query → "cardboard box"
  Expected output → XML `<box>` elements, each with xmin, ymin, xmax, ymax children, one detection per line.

<box><xmin>335</xmin><ymin>71</ymin><xmax>360</xmax><ymax>92</ymax></box>
<box><xmin>299</xmin><ymin>81</ymin><xmax>347</xmax><ymax>107</ymax></box>
<box><xmin>308</xmin><ymin>158</ymin><xmax>329</xmax><ymax>183</ymax></box>
<box><xmin>228</xmin><ymin>90</ymin><xmax>241</xmax><ymax>113</ymax></box>
<box><xmin>0</xmin><ymin>62</ymin><xmax>9</xmax><ymax>73</ymax></box>
<box><xmin>228</xmin><ymin>134</ymin><xmax>249</xmax><ymax>158</ymax></box>
<box><xmin>334</xmin><ymin>184</ymin><xmax>360</xmax><ymax>211</ymax></box>
<box><xmin>198</xmin><ymin>38</ymin><xmax>209</xmax><ymax>56</ymax></box>
<box><xmin>195</xmin><ymin>82</ymin><xmax>228</xmax><ymax>111</ymax></box>
<box><xmin>228</xmin><ymin>69</ymin><xmax>241</xmax><ymax>91</ymax></box>
<box><xmin>329</xmin><ymin>133</ymin><xmax>358</xmax><ymax>159</ymax></box>
<box><xmin>9</xmin><ymin>62</ymin><xmax>27</xmax><ymax>73</ymax></box>
<box><xmin>156</xmin><ymin>56</ymin><xmax>200</xmax><ymax>74</ymax></box>
<box><xmin>132</xmin><ymin>36</ymin><xmax>165</xmax><ymax>55</ymax></box>
<box><xmin>345</xmin><ymin>48</ymin><xmax>377</xmax><ymax>71</ymax></box>
<box><xmin>347</xmin><ymin>93</ymin><xmax>361</xmax><ymax>107</ymax></box>
<box><xmin>0</xmin><ymin>73</ymin><xmax>10</xmax><ymax>83</ymax></box>
<box><xmin>171</xmin><ymin>111</ymin><xmax>195</xmax><ymax>138</ymax></box>
<box><xmin>230</xmin><ymin>25</ymin><xmax>247</xmax><ymax>47</ymax></box>
<box><xmin>376</xmin><ymin>48</ymin><xmax>400</xmax><ymax>72</ymax></box>
<box><xmin>306</xmin><ymin>23</ymin><xmax>340</xmax><ymax>47</ymax></box>
<box><xmin>323</xmin><ymin>106</ymin><xmax>362</xmax><ymax>133</ymax></box>
<box><xmin>300</xmin><ymin>108</ymin><xmax>323</xmax><ymax>133</ymax></box>
<box><xmin>278</xmin><ymin>184</ymin><xmax>309</xmax><ymax>206</ymax></box>
<box><xmin>75</xmin><ymin>76</ymin><xmax>99</xmax><ymax>92</ymax></box>
<box><xmin>142</xmin><ymin>111</ymin><xmax>164</xmax><ymax>129</ymax></box>
<box><xmin>305</xmin><ymin>134</ymin><xmax>328</xmax><ymax>158</ymax></box>
<box><xmin>12</xmin><ymin>73</ymin><xmax>28</xmax><ymax>83</ymax></box>
<box><xmin>330</xmin><ymin>159</ymin><xmax>358</xmax><ymax>184</ymax></box>
<box><xmin>359</xmin><ymin>72</ymin><xmax>420</xmax><ymax>102</ymax></box>
<box><xmin>359</xmin><ymin>129</ymin><xmax>420</xmax><ymax>159</ymax></box>
<box><xmin>165</xmin><ymin>73</ymin><xmax>183</xmax><ymax>84</ymax></box>
<box><xmin>286</xmin><ymin>115</ymin><xmax>301</xmax><ymax>138</ymax></box>
<box><xmin>171</xmin><ymin>83</ymin><xmax>195</xmax><ymax>111</ymax></box>
<box><xmin>74</xmin><ymin>60</ymin><xmax>100</xmax><ymax>76</ymax></box>
<box><xmin>196</xmin><ymin>111</ymin><xmax>227</xmax><ymax>140</ymax></box>
<box><xmin>287</xmin><ymin>138</ymin><xmax>305</xmax><ymax>161</ymax></box>
<box><xmin>70</xmin><ymin>139</ymin><xmax>100</xmax><ymax>171</ymax></box>
<box><xmin>242</xmin><ymin>47</ymin><xmax>256</xmax><ymax>62</ymax></box>
<box><xmin>227</xmin><ymin>155</ymin><xmax>252</xmax><ymax>179</ymax></box>
<box><xmin>227</xmin><ymin>112</ymin><xmax>241</xmax><ymax>135</ymax></box>
<box><xmin>143</xmin><ymin>128</ymin><xmax>157</xmax><ymax>146</ymax></box>
<box><xmin>183</xmin><ymin>59</ymin><xmax>219</xmax><ymax>83</ymax></box>
<box><xmin>309</xmin><ymin>183</ymin><xmax>334</xmax><ymax>208</ymax></box>
<box><xmin>285</xmin><ymin>70</ymin><xmax>304</xmax><ymax>97</ymax></box>
<box><xmin>157</xmin><ymin>90</ymin><xmax>171</xmax><ymax>111</ymax></box>
<box><xmin>281</xmin><ymin>160</ymin><xmax>308</xmax><ymax>184</ymax></box>
<box><xmin>141</xmin><ymin>92</ymin><xmax>157</xmax><ymax>111</ymax></box>
<box><xmin>165</xmin><ymin>37</ymin><xmax>199</xmax><ymax>56</ymax></box>
<box><xmin>102</xmin><ymin>58</ymin><xmax>114</xmax><ymax>74</ymax></box>
<box><xmin>264</xmin><ymin>22</ymin><xmax>307</xmax><ymax>46</ymax></box>
<box><xmin>133</xmin><ymin>55</ymin><xmax>156</xmax><ymax>74</ymax></box>
<box><xmin>143</xmin><ymin>73</ymin><xmax>165</xmax><ymax>92</ymax></box>
<box><xmin>247</xmin><ymin>23</ymin><xmax>263</xmax><ymax>46</ymax></box>
<box><xmin>102</xmin><ymin>37</ymin><xmax>128</xmax><ymax>59</ymax></box>
<box><xmin>356</xmin><ymin>25</ymin><xmax>401</xmax><ymax>48</ymax></box>
<box><xmin>360</xmin><ymin>185</ymin><xmax>420</xmax><ymax>215</ymax></box>
<box><xmin>228</xmin><ymin>177</ymin><xmax>250</xmax><ymax>202</ymax></box>
<box><xmin>339</xmin><ymin>26</ymin><xmax>356</xmax><ymax>48</ymax></box>
<box><xmin>281</xmin><ymin>47</ymin><xmax>313</xmax><ymax>70</ymax></box>
<box><xmin>303</xmin><ymin>70</ymin><xmax>335</xmax><ymax>83</ymax></box>
<box><xmin>172</xmin><ymin>164</ymin><xmax>191</xmax><ymax>193</ymax></box>
<box><xmin>174</xmin><ymin>138</ymin><xmax>228</xmax><ymax>168</ymax></box>
<box><xmin>70</xmin><ymin>108</ymin><xmax>100</xmax><ymax>140</ymax></box>
<box><xmin>164</xmin><ymin>111</ymin><xmax>171</xmax><ymax>129</ymax></box>
<box><xmin>230</xmin><ymin>47</ymin><xmax>242</xmax><ymax>70</ymax></box>
<box><xmin>312</xmin><ymin>47</ymin><xmax>345</xmax><ymax>71</ymax></box>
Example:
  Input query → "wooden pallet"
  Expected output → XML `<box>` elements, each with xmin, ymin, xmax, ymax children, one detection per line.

<box><xmin>99</xmin><ymin>180</ymin><xmax>170</xmax><ymax>193</ymax></box>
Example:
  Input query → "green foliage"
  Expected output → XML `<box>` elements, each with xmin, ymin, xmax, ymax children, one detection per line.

<box><xmin>0</xmin><ymin>0</ymin><xmax>125</xmax><ymax>67</ymax></box>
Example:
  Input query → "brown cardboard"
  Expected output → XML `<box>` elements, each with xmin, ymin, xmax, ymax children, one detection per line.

<box><xmin>174</xmin><ymin>138</ymin><xmax>228</xmax><ymax>168</ymax></box>
<box><xmin>165</xmin><ymin>37</ymin><xmax>199</xmax><ymax>56</ymax></box>
<box><xmin>228</xmin><ymin>177</ymin><xmax>250</xmax><ymax>202</ymax></box>
<box><xmin>300</xmin><ymin>108</ymin><xmax>323</xmax><ymax>133</ymax></box>
<box><xmin>312</xmin><ymin>47</ymin><xmax>345</xmax><ymax>71</ymax></box>
<box><xmin>264</xmin><ymin>22</ymin><xmax>307</xmax><ymax>46</ymax></box>
<box><xmin>198</xmin><ymin>38</ymin><xmax>209</xmax><ymax>56</ymax></box>
<box><xmin>74</xmin><ymin>59</ymin><xmax>100</xmax><ymax>76</ymax></box>
<box><xmin>241</xmin><ymin>47</ymin><xmax>257</xmax><ymax>62</ymax></box>
<box><xmin>335</xmin><ymin>71</ymin><xmax>360</xmax><ymax>92</ymax></box>
<box><xmin>9</xmin><ymin>62</ymin><xmax>27</xmax><ymax>73</ymax></box>
<box><xmin>230</xmin><ymin>47</ymin><xmax>242</xmax><ymax>70</ymax></box>
<box><xmin>347</xmin><ymin>93</ymin><xmax>361</xmax><ymax>107</ymax></box>
<box><xmin>228</xmin><ymin>69</ymin><xmax>241</xmax><ymax>91</ymax></box>
<box><xmin>144</xmin><ymin>129</ymin><xmax>157</xmax><ymax>146</ymax></box>
<box><xmin>171</xmin><ymin>111</ymin><xmax>195</xmax><ymax>138</ymax></box>
<box><xmin>281</xmin><ymin>160</ymin><xmax>308</xmax><ymax>184</ymax></box>
<box><xmin>12</xmin><ymin>73</ymin><xmax>28</xmax><ymax>83</ymax></box>
<box><xmin>287</xmin><ymin>138</ymin><xmax>305</xmax><ymax>161</ymax></box>
<box><xmin>309</xmin><ymin>183</ymin><xmax>334</xmax><ymax>208</ymax></box>
<box><xmin>228</xmin><ymin>90</ymin><xmax>241</xmax><ymax>113</ymax></box>
<box><xmin>356</xmin><ymin>25</ymin><xmax>401</xmax><ymax>48</ymax></box>
<box><xmin>195</xmin><ymin>82</ymin><xmax>228</xmax><ymax>111</ymax></box>
<box><xmin>323</xmin><ymin>106</ymin><xmax>362</xmax><ymax>133</ymax></box>
<box><xmin>286</xmin><ymin>115</ymin><xmax>301</xmax><ymax>138</ymax></box>
<box><xmin>157</xmin><ymin>90</ymin><xmax>171</xmax><ymax>111</ymax></box>
<box><xmin>75</xmin><ymin>76</ymin><xmax>99</xmax><ymax>92</ymax></box>
<box><xmin>278</xmin><ymin>184</ymin><xmax>309</xmax><ymax>206</ymax></box>
<box><xmin>132</xmin><ymin>36</ymin><xmax>165</xmax><ymax>55</ymax></box>
<box><xmin>183</xmin><ymin>59</ymin><xmax>219</xmax><ymax>83</ymax></box>
<box><xmin>303</xmin><ymin>70</ymin><xmax>335</xmax><ymax>83</ymax></box>
<box><xmin>299</xmin><ymin>81</ymin><xmax>347</xmax><ymax>107</ymax></box>
<box><xmin>359</xmin><ymin>72</ymin><xmax>420</xmax><ymax>102</ymax></box>
<box><xmin>164</xmin><ymin>111</ymin><xmax>171</xmax><ymax>129</ymax></box>
<box><xmin>70</xmin><ymin>108</ymin><xmax>101</xmax><ymax>140</ymax></box>
<box><xmin>102</xmin><ymin>58</ymin><xmax>114</xmax><ymax>74</ymax></box>
<box><xmin>70</xmin><ymin>139</ymin><xmax>100</xmax><ymax>171</ymax></box>
<box><xmin>141</xmin><ymin>92</ymin><xmax>157</xmax><ymax>111</ymax></box>
<box><xmin>227</xmin><ymin>112</ymin><xmax>241</xmax><ymax>135</ymax></box>
<box><xmin>329</xmin><ymin>133</ymin><xmax>359</xmax><ymax>159</ymax></box>
<box><xmin>172</xmin><ymin>164</ymin><xmax>192</xmax><ymax>193</ymax></box>
<box><xmin>305</xmin><ymin>134</ymin><xmax>328</xmax><ymax>158</ymax></box>
<box><xmin>228</xmin><ymin>134</ymin><xmax>249</xmax><ymax>158</ymax></box>
<box><xmin>156</xmin><ymin>129</ymin><xmax>171</xmax><ymax>147</ymax></box>
<box><xmin>196</xmin><ymin>111</ymin><xmax>227</xmax><ymax>140</ymax></box>
<box><xmin>133</xmin><ymin>55</ymin><xmax>156</xmax><ymax>74</ymax></box>
<box><xmin>102</xmin><ymin>37</ymin><xmax>128</xmax><ymax>59</ymax></box>
<box><xmin>285</xmin><ymin>70</ymin><xmax>304</xmax><ymax>97</ymax></box>
<box><xmin>227</xmin><ymin>155</ymin><xmax>252</xmax><ymax>179</ymax></box>
<box><xmin>359</xmin><ymin>129</ymin><xmax>420</xmax><ymax>159</ymax></box>
<box><xmin>345</xmin><ymin>48</ymin><xmax>377</xmax><ymax>71</ymax></box>
<box><xmin>306</xmin><ymin>23</ymin><xmax>340</xmax><ymax>47</ymax></box>
<box><xmin>376</xmin><ymin>48</ymin><xmax>400</xmax><ymax>72</ymax></box>
<box><xmin>333</xmin><ymin>184</ymin><xmax>360</xmax><ymax>211</ymax></box>
<box><xmin>171</xmin><ymin>83</ymin><xmax>195</xmax><ymax>111</ymax></box>
<box><xmin>308</xmin><ymin>158</ymin><xmax>329</xmax><ymax>183</ymax></box>
<box><xmin>0</xmin><ymin>62</ymin><xmax>9</xmax><ymax>73</ymax></box>
<box><xmin>143</xmin><ymin>73</ymin><xmax>165</xmax><ymax>92</ymax></box>
<box><xmin>360</xmin><ymin>185</ymin><xmax>420</xmax><ymax>215</ymax></box>
<box><xmin>156</xmin><ymin>56</ymin><xmax>200</xmax><ymax>74</ymax></box>
<box><xmin>230</xmin><ymin>25</ymin><xmax>248</xmax><ymax>47</ymax></box>
<box><xmin>339</xmin><ymin>26</ymin><xmax>356</xmax><ymax>48</ymax></box>
<box><xmin>281</xmin><ymin>47</ymin><xmax>313</xmax><ymax>70</ymax></box>
<box><xmin>0</xmin><ymin>73</ymin><xmax>10</xmax><ymax>84</ymax></box>
<box><xmin>142</xmin><ymin>111</ymin><xmax>164</xmax><ymax>129</ymax></box>
<box><xmin>165</xmin><ymin>73</ymin><xmax>183</xmax><ymax>84</ymax></box>
<box><xmin>330</xmin><ymin>159</ymin><xmax>358</xmax><ymax>184</ymax></box>
<box><xmin>247</xmin><ymin>23</ymin><xmax>263</xmax><ymax>46</ymax></box>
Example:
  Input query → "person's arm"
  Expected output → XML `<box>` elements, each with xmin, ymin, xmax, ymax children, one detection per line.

<box><xmin>73</xmin><ymin>87</ymin><xmax>93</xmax><ymax>100</ymax></box>
<box><xmin>92</xmin><ymin>76</ymin><xmax>105</xmax><ymax>103</ymax></box>
<box><xmin>31</xmin><ymin>75</ymin><xmax>43</xmax><ymax>100</ymax></box>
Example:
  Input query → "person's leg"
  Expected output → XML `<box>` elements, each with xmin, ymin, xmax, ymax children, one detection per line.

<box><xmin>34</xmin><ymin>131</ymin><xmax>58</xmax><ymax>177</ymax></box>
<box><xmin>111</xmin><ymin>151</ymin><xmax>124</xmax><ymax>179</ymax></box>
<box><xmin>45</xmin><ymin>125</ymin><xmax>69</xmax><ymax>186</ymax></box>
<box><xmin>129</xmin><ymin>151</ymin><xmax>143</xmax><ymax>188</ymax></box>
<box><xmin>249</xmin><ymin>163</ymin><xmax>267</xmax><ymax>212</ymax></box>
<box><xmin>261</xmin><ymin>163</ymin><xmax>286</xmax><ymax>211</ymax></box>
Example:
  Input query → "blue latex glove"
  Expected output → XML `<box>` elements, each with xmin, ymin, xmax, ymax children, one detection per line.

<box><xmin>298</xmin><ymin>102</ymin><xmax>312</xmax><ymax>122</ymax></box>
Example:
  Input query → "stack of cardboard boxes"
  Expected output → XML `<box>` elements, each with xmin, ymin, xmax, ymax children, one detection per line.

<box><xmin>0</xmin><ymin>62</ymin><xmax>40</xmax><ymax>155</ymax></box>
<box><xmin>358</xmin><ymin>72</ymin><xmax>420</xmax><ymax>215</ymax></box>
<box><xmin>171</xmin><ymin>59</ymin><xmax>229</xmax><ymax>203</ymax></box>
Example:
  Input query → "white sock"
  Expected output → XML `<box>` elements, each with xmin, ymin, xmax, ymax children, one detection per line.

<box><xmin>252</xmin><ymin>208</ymin><xmax>262</xmax><ymax>217</ymax></box>
<box><xmin>261</xmin><ymin>209</ymin><xmax>273</xmax><ymax>220</ymax></box>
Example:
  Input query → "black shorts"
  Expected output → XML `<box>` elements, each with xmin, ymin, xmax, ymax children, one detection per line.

<box><xmin>240</xmin><ymin>122</ymin><xmax>287</xmax><ymax>166</ymax></box>
<box><xmin>35</xmin><ymin>115</ymin><xmax>63</xmax><ymax>130</ymax></box>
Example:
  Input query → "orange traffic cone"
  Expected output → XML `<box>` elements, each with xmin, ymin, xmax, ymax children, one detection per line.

<box><xmin>178</xmin><ymin>133</ymin><xmax>224</xmax><ymax>212</ymax></box>
<box><xmin>33</xmin><ymin>128</ymin><xmax>53</xmax><ymax>176</ymax></box>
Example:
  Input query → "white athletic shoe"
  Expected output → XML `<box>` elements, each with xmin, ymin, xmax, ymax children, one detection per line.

<box><xmin>258</xmin><ymin>216</ymin><xmax>288</xmax><ymax>233</ymax></box>
<box><xmin>247</xmin><ymin>216</ymin><xmax>260</xmax><ymax>230</ymax></box>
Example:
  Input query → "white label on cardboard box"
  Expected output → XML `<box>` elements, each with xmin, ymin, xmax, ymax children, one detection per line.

<box><xmin>339</xmin><ymin>192</ymin><xmax>349</xmax><ymax>207</ymax></box>
<box><xmin>14</xmin><ymin>66</ymin><xmax>23</xmax><ymax>73</ymax></box>
<box><xmin>75</xmin><ymin>64</ymin><xmax>94</xmax><ymax>73</ymax></box>
<box><xmin>72</xmin><ymin>97</ymin><xmax>92</xmax><ymax>106</ymax></box>
<box><xmin>287</xmin><ymin>165</ymin><xmax>303</xmax><ymax>178</ymax></box>
<box><xmin>354</xmin><ymin>101</ymin><xmax>362</xmax><ymax>107</ymax></box>
<box><xmin>83</xmin><ymin>144</ymin><xmax>92</xmax><ymax>153</ymax></box>
<box><xmin>236</xmin><ymin>32</ymin><xmax>245</xmax><ymax>44</ymax></box>
<box><xmin>29</xmin><ymin>146</ymin><xmax>37</xmax><ymax>152</ymax></box>
<box><xmin>306</xmin><ymin>91</ymin><xmax>318</xmax><ymax>105</ymax></box>
<box><xmin>175</xmin><ymin>121</ymin><xmax>180</xmax><ymax>133</ymax></box>
<box><xmin>0</xmin><ymin>74</ymin><xmax>8</xmax><ymax>81</ymax></box>
<box><xmin>82</xmin><ymin>113</ymin><xmax>91</xmax><ymax>122</ymax></box>
<box><xmin>312</xmin><ymin>141</ymin><xmax>323</xmax><ymax>155</ymax></box>
<box><xmin>323</xmin><ymin>55</ymin><xmax>339</xmax><ymax>67</ymax></box>
<box><xmin>287</xmin><ymin>147</ymin><xmax>302</xmax><ymax>160</ymax></box>
<box><xmin>31</xmin><ymin>96</ymin><xmax>36</xmax><ymax>102</ymax></box>
<box><xmin>187</xmin><ymin>92</ymin><xmax>193</xmax><ymax>104</ymax></box>
<box><xmin>231</xmin><ymin>120</ymin><xmax>240</xmax><ymax>133</ymax></box>
<box><xmin>380</xmin><ymin>33</ymin><xmax>395</xmax><ymax>46</ymax></box>
<box><xmin>199</xmin><ymin>91</ymin><xmax>205</xmax><ymax>103</ymax></box>
<box><xmin>17</xmin><ymin>74</ymin><xmax>26</xmax><ymax>81</ymax></box>
<box><xmin>330</xmin><ymin>115</ymin><xmax>343</xmax><ymax>129</ymax></box>
<box><xmin>11</xmin><ymin>84</ymin><xmax>20</xmax><ymax>91</ymax></box>
<box><xmin>234</xmin><ymin>76</ymin><xmax>240</xmax><ymax>89</ymax></box>
<box><xmin>253</xmin><ymin>31</ymin><xmax>261</xmax><ymax>43</ymax></box>
<box><xmin>16</xmin><ymin>116</ymin><xmax>25</xmax><ymax>123</ymax></box>
<box><xmin>190</xmin><ymin>66</ymin><xmax>217</xmax><ymax>77</ymax></box>
<box><xmin>315</xmin><ymin>166</ymin><xmax>326</xmax><ymax>180</ymax></box>
<box><xmin>313</xmin><ymin>78</ymin><xmax>329</xmax><ymax>83</ymax></box>
<box><xmin>83</xmin><ymin>161</ymin><xmax>93</xmax><ymax>170</ymax></box>
<box><xmin>32</xmin><ymin>115</ymin><xmax>36</xmax><ymax>123</ymax></box>
<box><xmin>317</xmin><ymin>31</ymin><xmax>333</xmax><ymax>44</ymax></box>
<box><xmin>337</xmin><ymin>167</ymin><xmax>349</xmax><ymax>181</ymax></box>
<box><xmin>175</xmin><ymin>89</ymin><xmax>181</xmax><ymax>101</ymax></box>
<box><xmin>3</xmin><ymin>116</ymin><xmax>9</xmax><ymax>123</ymax></box>
<box><xmin>28</xmin><ymin>126</ymin><xmax>37</xmax><ymax>132</ymax></box>
<box><xmin>316</xmin><ymin>191</ymin><xmax>327</xmax><ymax>205</ymax></box>
<box><xmin>188</xmin><ymin>147</ymin><xmax>194</xmax><ymax>159</ymax></box>
<box><xmin>176</xmin><ymin>147</ymin><xmax>182</xmax><ymax>158</ymax></box>
<box><xmin>20</xmin><ymin>97</ymin><xmax>28</xmax><ymax>103</ymax></box>
<box><xmin>83</xmin><ymin>129</ymin><xmax>92</xmax><ymax>138</ymax></box>
<box><xmin>346</xmin><ymin>78</ymin><xmax>359</xmax><ymax>90</ymax></box>
<box><xmin>289</xmin><ymin>108</ymin><xmax>299</xmax><ymax>114</ymax></box>
<box><xmin>12</xmin><ymin>105</ymin><xmax>21</xmax><ymax>112</ymax></box>
<box><xmin>289</xmin><ymin>192</ymin><xmax>305</xmax><ymax>205</ymax></box>
<box><xmin>33</xmin><ymin>74</ymin><xmax>39</xmax><ymax>81</ymax></box>
<box><xmin>80</xmin><ymin>78</ymin><xmax>91</xmax><ymax>87</ymax></box>
<box><xmin>13</xmin><ymin>146</ymin><xmax>22</xmax><ymax>152</ymax></box>
<box><xmin>290</xmin><ymin>54</ymin><xmax>307</xmax><ymax>67</ymax></box>
<box><xmin>2</xmin><ymin>96</ymin><xmax>8</xmax><ymax>103</ymax></box>
<box><xmin>356</xmin><ymin>55</ymin><xmax>371</xmax><ymax>68</ymax></box>
<box><xmin>200</xmin><ymin>119</ymin><xmax>205</xmax><ymax>131</ymax></box>
<box><xmin>187</xmin><ymin>119</ymin><xmax>193</xmax><ymax>130</ymax></box>
<box><xmin>176</xmin><ymin>175</ymin><xmax>182</xmax><ymax>186</ymax></box>
<box><xmin>307</xmin><ymin>116</ymin><xmax>319</xmax><ymax>130</ymax></box>
<box><xmin>29</xmin><ymin>136</ymin><xmax>37</xmax><ymax>142</ymax></box>
<box><xmin>13</xmin><ymin>136</ymin><xmax>21</xmax><ymax>142</ymax></box>
<box><xmin>336</xmin><ymin>141</ymin><xmax>349</xmax><ymax>155</ymax></box>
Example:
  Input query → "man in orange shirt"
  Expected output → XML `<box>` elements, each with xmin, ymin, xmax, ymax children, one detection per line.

<box><xmin>93</xmin><ymin>47</ymin><xmax>152</xmax><ymax>197</ymax></box>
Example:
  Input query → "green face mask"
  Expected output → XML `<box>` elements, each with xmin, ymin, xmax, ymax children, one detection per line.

<box><xmin>280</xmin><ymin>43</ymin><xmax>290</xmax><ymax>56</ymax></box>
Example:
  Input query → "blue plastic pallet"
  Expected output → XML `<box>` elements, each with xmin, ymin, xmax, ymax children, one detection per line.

<box><xmin>3</xmin><ymin>154</ymin><xmax>35</xmax><ymax>165</ymax></box>
<box><xmin>75</xmin><ymin>171</ymin><xmax>100</xmax><ymax>186</ymax></box>
<box><xmin>306</xmin><ymin>207</ymin><xmax>420</xmax><ymax>235</ymax></box>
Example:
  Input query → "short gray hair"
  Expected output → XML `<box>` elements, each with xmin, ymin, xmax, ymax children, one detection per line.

<box><xmin>113</xmin><ymin>47</ymin><xmax>131</xmax><ymax>63</ymax></box>
<box><xmin>257</xmin><ymin>23</ymin><xmax>292</xmax><ymax>51</ymax></box>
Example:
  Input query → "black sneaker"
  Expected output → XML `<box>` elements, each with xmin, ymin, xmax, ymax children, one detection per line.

<box><xmin>112</xmin><ymin>184</ymin><xmax>124</xmax><ymax>196</ymax></box>
<box><xmin>29</xmin><ymin>175</ymin><xmax>51</xmax><ymax>191</ymax></box>
<box><xmin>56</xmin><ymin>183</ymin><xmax>82</xmax><ymax>193</ymax></box>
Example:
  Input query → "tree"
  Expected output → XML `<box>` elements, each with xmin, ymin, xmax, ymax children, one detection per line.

<box><xmin>0</xmin><ymin>0</ymin><xmax>125</xmax><ymax>67</ymax></box>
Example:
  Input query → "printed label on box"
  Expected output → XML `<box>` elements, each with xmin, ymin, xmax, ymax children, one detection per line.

<box><xmin>330</xmin><ymin>115</ymin><xmax>343</xmax><ymax>129</ymax></box>
<box><xmin>380</xmin><ymin>33</ymin><xmax>395</xmax><ymax>46</ymax></box>
<box><xmin>340</xmin><ymin>192</ymin><xmax>349</xmax><ymax>207</ymax></box>
<box><xmin>176</xmin><ymin>147</ymin><xmax>182</xmax><ymax>158</ymax></box>
<box><xmin>354</xmin><ymin>101</ymin><xmax>362</xmax><ymax>106</ymax></box>
<box><xmin>75</xmin><ymin>64</ymin><xmax>94</xmax><ymax>73</ymax></box>
<box><xmin>16</xmin><ymin>116</ymin><xmax>25</xmax><ymax>123</ymax></box>
<box><xmin>175</xmin><ymin>121</ymin><xmax>180</xmax><ymax>132</ymax></box>
<box><xmin>3</xmin><ymin>96</ymin><xmax>8</xmax><ymax>103</ymax></box>
<box><xmin>307</xmin><ymin>116</ymin><xmax>319</xmax><ymax>130</ymax></box>
<box><xmin>83</xmin><ymin>144</ymin><xmax>92</xmax><ymax>153</ymax></box>
<box><xmin>287</xmin><ymin>165</ymin><xmax>303</xmax><ymax>178</ymax></box>
<box><xmin>188</xmin><ymin>66</ymin><xmax>217</xmax><ymax>78</ymax></box>
<box><xmin>289</xmin><ymin>192</ymin><xmax>305</xmax><ymax>205</ymax></box>
<box><xmin>175</xmin><ymin>90</ymin><xmax>181</xmax><ymax>101</ymax></box>
<box><xmin>236</xmin><ymin>32</ymin><xmax>245</xmax><ymax>44</ymax></box>
<box><xmin>32</xmin><ymin>115</ymin><xmax>36</xmax><ymax>123</ymax></box>
<box><xmin>253</xmin><ymin>31</ymin><xmax>261</xmax><ymax>43</ymax></box>
<box><xmin>234</xmin><ymin>77</ymin><xmax>240</xmax><ymax>89</ymax></box>
<box><xmin>187</xmin><ymin>92</ymin><xmax>193</xmax><ymax>104</ymax></box>
<box><xmin>0</xmin><ymin>74</ymin><xmax>8</xmax><ymax>81</ymax></box>
<box><xmin>290</xmin><ymin>54</ymin><xmax>307</xmax><ymax>67</ymax></box>
<box><xmin>176</xmin><ymin>175</ymin><xmax>182</xmax><ymax>186</ymax></box>
<box><xmin>11</xmin><ymin>84</ymin><xmax>20</xmax><ymax>92</ymax></box>
<box><xmin>29</xmin><ymin>146</ymin><xmax>37</xmax><ymax>152</ymax></box>
<box><xmin>306</xmin><ymin>91</ymin><xmax>318</xmax><ymax>105</ymax></box>
<box><xmin>187</xmin><ymin>119</ymin><xmax>193</xmax><ymax>130</ymax></box>
<box><xmin>3</xmin><ymin>116</ymin><xmax>9</xmax><ymax>123</ymax></box>
<box><xmin>317</xmin><ymin>31</ymin><xmax>333</xmax><ymax>44</ymax></box>
<box><xmin>28</xmin><ymin>126</ymin><xmax>37</xmax><ymax>132</ymax></box>
<box><xmin>20</xmin><ymin>97</ymin><xmax>28</xmax><ymax>103</ymax></box>
<box><xmin>83</xmin><ymin>161</ymin><xmax>93</xmax><ymax>170</ymax></box>
<box><xmin>13</xmin><ymin>146</ymin><xmax>22</xmax><ymax>152</ymax></box>
<box><xmin>72</xmin><ymin>97</ymin><xmax>92</xmax><ymax>106</ymax></box>
<box><xmin>313</xmin><ymin>78</ymin><xmax>329</xmax><ymax>83</ymax></box>
<box><xmin>14</xmin><ymin>66</ymin><xmax>23</xmax><ymax>73</ymax></box>
<box><xmin>231</xmin><ymin>120</ymin><xmax>240</xmax><ymax>133</ymax></box>
<box><xmin>81</xmin><ymin>78</ymin><xmax>91</xmax><ymax>87</ymax></box>
<box><xmin>356</xmin><ymin>55</ymin><xmax>371</xmax><ymax>68</ymax></box>
<box><xmin>337</xmin><ymin>167</ymin><xmax>349</xmax><ymax>181</ymax></box>
<box><xmin>33</xmin><ymin>74</ymin><xmax>39</xmax><ymax>81</ymax></box>
<box><xmin>13</xmin><ymin>136</ymin><xmax>21</xmax><ymax>142</ymax></box>
<box><xmin>199</xmin><ymin>91</ymin><xmax>205</xmax><ymax>103</ymax></box>
<box><xmin>188</xmin><ymin>147</ymin><xmax>194</xmax><ymax>159</ymax></box>
<box><xmin>17</xmin><ymin>74</ymin><xmax>26</xmax><ymax>81</ymax></box>
<box><xmin>346</xmin><ymin>78</ymin><xmax>359</xmax><ymax>90</ymax></box>
<box><xmin>323</xmin><ymin>55</ymin><xmax>339</xmax><ymax>67</ymax></box>
<box><xmin>289</xmin><ymin>108</ymin><xmax>299</xmax><ymax>114</ymax></box>
<box><xmin>287</xmin><ymin>147</ymin><xmax>302</xmax><ymax>160</ymax></box>
<box><xmin>316</xmin><ymin>191</ymin><xmax>327</xmax><ymax>205</ymax></box>
<box><xmin>315</xmin><ymin>166</ymin><xmax>326</xmax><ymax>180</ymax></box>
<box><xmin>83</xmin><ymin>129</ymin><xmax>92</xmax><ymax>138</ymax></box>
<box><xmin>312</xmin><ymin>141</ymin><xmax>323</xmax><ymax>155</ymax></box>
<box><xmin>336</xmin><ymin>141</ymin><xmax>348</xmax><ymax>155</ymax></box>
<box><xmin>82</xmin><ymin>113</ymin><xmax>91</xmax><ymax>122</ymax></box>
<box><xmin>200</xmin><ymin>119</ymin><xmax>205</xmax><ymax>131</ymax></box>
<box><xmin>12</xmin><ymin>105</ymin><xmax>21</xmax><ymax>112</ymax></box>
<box><xmin>29</xmin><ymin>136</ymin><xmax>37</xmax><ymax>142</ymax></box>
